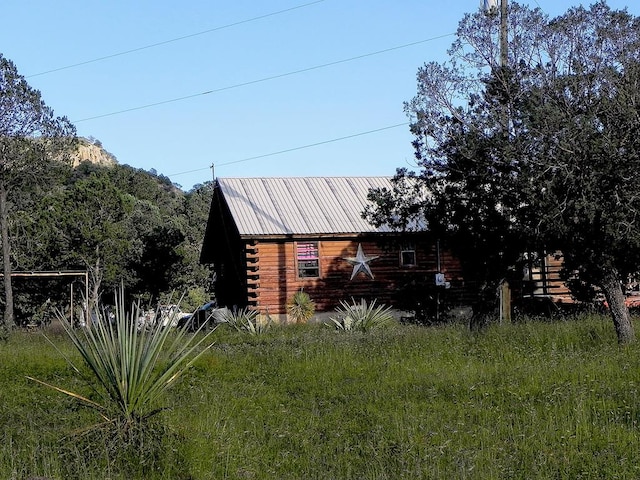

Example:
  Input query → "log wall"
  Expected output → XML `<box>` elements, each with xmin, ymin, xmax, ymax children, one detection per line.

<box><xmin>244</xmin><ymin>237</ymin><xmax>465</xmax><ymax>314</ymax></box>
<box><xmin>526</xmin><ymin>252</ymin><xmax>573</xmax><ymax>302</ymax></box>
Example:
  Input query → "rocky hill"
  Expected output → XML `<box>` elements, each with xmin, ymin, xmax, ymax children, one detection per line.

<box><xmin>71</xmin><ymin>138</ymin><xmax>117</xmax><ymax>167</ymax></box>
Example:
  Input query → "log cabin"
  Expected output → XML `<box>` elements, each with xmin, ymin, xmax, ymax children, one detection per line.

<box><xmin>523</xmin><ymin>251</ymin><xmax>573</xmax><ymax>304</ymax></box>
<box><xmin>200</xmin><ymin>177</ymin><xmax>466</xmax><ymax>318</ymax></box>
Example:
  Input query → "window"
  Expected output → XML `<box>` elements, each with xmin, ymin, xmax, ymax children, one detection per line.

<box><xmin>400</xmin><ymin>244</ymin><xmax>416</xmax><ymax>267</ymax></box>
<box><xmin>297</xmin><ymin>242</ymin><xmax>320</xmax><ymax>278</ymax></box>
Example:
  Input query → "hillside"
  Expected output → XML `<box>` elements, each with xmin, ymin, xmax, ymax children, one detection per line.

<box><xmin>71</xmin><ymin>137</ymin><xmax>117</xmax><ymax>167</ymax></box>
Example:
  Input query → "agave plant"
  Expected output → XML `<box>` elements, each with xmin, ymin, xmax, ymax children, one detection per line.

<box><xmin>29</xmin><ymin>288</ymin><xmax>216</xmax><ymax>430</ymax></box>
<box><xmin>221</xmin><ymin>307</ymin><xmax>271</xmax><ymax>335</ymax></box>
<box><xmin>329</xmin><ymin>298</ymin><xmax>395</xmax><ymax>333</ymax></box>
<box><xmin>287</xmin><ymin>290</ymin><xmax>316</xmax><ymax>324</ymax></box>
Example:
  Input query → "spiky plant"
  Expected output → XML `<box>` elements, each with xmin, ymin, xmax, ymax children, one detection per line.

<box><xmin>329</xmin><ymin>298</ymin><xmax>395</xmax><ymax>333</ymax></box>
<box><xmin>287</xmin><ymin>290</ymin><xmax>316</xmax><ymax>324</ymax></box>
<box><xmin>29</xmin><ymin>288</ymin><xmax>216</xmax><ymax>431</ymax></box>
<box><xmin>221</xmin><ymin>307</ymin><xmax>271</xmax><ymax>335</ymax></box>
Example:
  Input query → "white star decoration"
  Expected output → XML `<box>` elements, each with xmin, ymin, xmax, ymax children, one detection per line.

<box><xmin>344</xmin><ymin>244</ymin><xmax>379</xmax><ymax>280</ymax></box>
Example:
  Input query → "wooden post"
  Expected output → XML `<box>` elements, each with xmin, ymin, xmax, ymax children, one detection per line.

<box><xmin>85</xmin><ymin>271</ymin><xmax>90</xmax><ymax>327</ymax></box>
<box><xmin>500</xmin><ymin>279</ymin><xmax>511</xmax><ymax>323</ymax></box>
<box><xmin>499</xmin><ymin>0</ymin><xmax>512</xmax><ymax>323</ymax></box>
<box><xmin>436</xmin><ymin>239</ymin><xmax>441</xmax><ymax>322</ymax></box>
<box><xmin>70</xmin><ymin>282</ymin><xmax>74</xmax><ymax>327</ymax></box>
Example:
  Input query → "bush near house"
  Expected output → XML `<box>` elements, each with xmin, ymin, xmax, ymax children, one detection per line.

<box><xmin>287</xmin><ymin>290</ymin><xmax>316</xmax><ymax>324</ymax></box>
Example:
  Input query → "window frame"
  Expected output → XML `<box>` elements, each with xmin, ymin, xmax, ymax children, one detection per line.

<box><xmin>399</xmin><ymin>244</ymin><xmax>417</xmax><ymax>267</ymax></box>
<box><xmin>296</xmin><ymin>241</ymin><xmax>321</xmax><ymax>279</ymax></box>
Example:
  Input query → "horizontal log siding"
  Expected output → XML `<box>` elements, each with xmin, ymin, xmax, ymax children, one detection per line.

<box><xmin>527</xmin><ymin>253</ymin><xmax>572</xmax><ymax>300</ymax></box>
<box><xmin>246</xmin><ymin>238</ymin><xmax>465</xmax><ymax>314</ymax></box>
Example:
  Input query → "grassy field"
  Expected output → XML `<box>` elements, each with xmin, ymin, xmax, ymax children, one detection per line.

<box><xmin>2</xmin><ymin>315</ymin><xmax>640</xmax><ymax>479</ymax></box>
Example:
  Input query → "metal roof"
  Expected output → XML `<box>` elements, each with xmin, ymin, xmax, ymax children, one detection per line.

<box><xmin>217</xmin><ymin>177</ymin><xmax>396</xmax><ymax>236</ymax></box>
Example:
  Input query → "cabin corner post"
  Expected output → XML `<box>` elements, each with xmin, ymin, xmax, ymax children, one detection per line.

<box><xmin>245</xmin><ymin>240</ymin><xmax>259</xmax><ymax>310</ymax></box>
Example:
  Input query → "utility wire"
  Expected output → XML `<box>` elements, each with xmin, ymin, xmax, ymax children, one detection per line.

<box><xmin>26</xmin><ymin>0</ymin><xmax>325</xmax><ymax>78</ymax></box>
<box><xmin>167</xmin><ymin>122</ymin><xmax>410</xmax><ymax>177</ymax></box>
<box><xmin>73</xmin><ymin>33</ymin><xmax>454</xmax><ymax>123</ymax></box>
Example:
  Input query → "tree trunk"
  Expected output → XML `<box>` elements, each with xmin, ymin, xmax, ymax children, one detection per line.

<box><xmin>0</xmin><ymin>181</ymin><xmax>13</xmax><ymax>330</ymax></box>
<box><xmin>88</xmin><ymin>252</ymin><xmax>102</xmax><ymax>321</ymax></box>
<box><xmin>601</xmin><ymin>267</ymin><xmax>635</xmax><ymax>344</ymax></box>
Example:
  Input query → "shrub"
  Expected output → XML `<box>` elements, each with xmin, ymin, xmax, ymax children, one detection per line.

<box><xmin>221</xmin><ymin>307</ymin><xmax>271</xmax><ymax>335</ymax></box>
<box><xmin>28</xmin><ymin>288</ymin><xmax>216</xmax><ymax>473</ymax></box>
<box><xmin>181</xmin><ymin>286</ymin><xmax>210</xmax><ymax>313</ymax></box>
<box><xmin>287</xmin><ymin>290</ymin><xmax>316</xmax><ymax>324</ymax></box>
<box><xmin>328</xmin><ymin>298</ymin><xmax>395</xmax><ymax>333</ymax></box>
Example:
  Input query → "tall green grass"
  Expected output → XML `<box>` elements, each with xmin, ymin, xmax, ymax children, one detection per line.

<box><xmin>3</xmin><ymin>315</ymin><xmax>640</xmax><ymax>479</ymax></box>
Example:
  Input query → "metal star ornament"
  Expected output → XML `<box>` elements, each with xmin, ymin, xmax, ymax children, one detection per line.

<box><xmin>344</xmin><ymin>244</ymin><xmax>379</xmax><ymax>280</ymax></box>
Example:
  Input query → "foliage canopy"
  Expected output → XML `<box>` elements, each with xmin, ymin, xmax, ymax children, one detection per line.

<box><xmin>0</xmin><ymin>53</ymin><xmax>77</xmax><ymax>331</ymax></box>
<box><xmin>366</xmin><ymin>1</ymin><xmax>640</xmax><ymax>342</ymax></box>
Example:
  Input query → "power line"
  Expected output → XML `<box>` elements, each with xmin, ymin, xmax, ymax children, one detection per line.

<box><xmin>26</xmin><ymin>0</ymin><xmax>325</xmax><ymax>78</ymax></box>
<box><xmin>167</xmin><ymin>122</ymin><xmax>410</xmax><ymax>177</ymax></box>
<box><xmin>73</xmin><ymin>33</ymin><xmax>454</xmax><ymax>123</ymax></box>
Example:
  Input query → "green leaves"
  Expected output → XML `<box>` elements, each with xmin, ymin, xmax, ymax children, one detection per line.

<box><xmin>329</xmin><ymin>299</ymin><xmax>394</xmax><ymax>333</ymax></box>
<box><xmin>367</xmin><ymin>2</ymin><xmax>640</xmax><ymax>341</ymax></box>
<box><xmin>0</xmin><ymin>53</ymin><xmax>77</xmax><ymax>327</ymax></box>
<box><xmin>221</xmin><ymin>307</ymin><xmax>271</xmax><ymax>335</ymax></box>
<box><xmin>39</xmin><ymin>288</ymin><xmax>216</xmax><ymax>427</ymax></box>
<box><xmin>287</xmin><ymin>290</ymin><xmax>316</xmax><ymax>324</ymax></box>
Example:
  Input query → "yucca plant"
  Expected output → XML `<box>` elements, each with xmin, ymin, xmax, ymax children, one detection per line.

<box><xmin>221</xmin><ymin>307</ymin><xmax>271</xmax><ymax>335</ymax></box>
<box><xmin>29</xmin><ymin>288</ymin><xmax>216</xmax><ymax>432</ymax></box>
<box><xmin>287</xmin><ymin>290</ymin><xmax>316</xmax><ymax>324</ymax></box>
<box><xmin>329</xmin><ymin>298</ymin><xmax>395</xmax><ymax>333</ymax></box>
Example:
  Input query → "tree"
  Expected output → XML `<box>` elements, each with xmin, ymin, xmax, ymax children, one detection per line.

<box><xmin>175</xmin><ymin>182</ymin><xmax>215</xmax><ymax>299</ymax></box>
<box><xmin>0</xmin><ymin>54</ymin><xmax>76</xmax><ymax>332</ymax></box>
<box><xmin>51</xmin><ymin>172</ymin><xmax>134</xmax><ymax>313</ymax></box>
<box><xmin>366</xmin><ymin>2</ymin><xmax>640</xmax><ymax>343</ymax></box>
<box><xmin>126</xmin><ymin>204</ymin><xmax>193</xmax><ymax>305</ymax></box>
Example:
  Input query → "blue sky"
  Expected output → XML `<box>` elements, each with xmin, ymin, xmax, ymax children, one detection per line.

<box><xmin>2</xmin><ymin>1</ymin><xmax>639</xmax><ymax>191</ymax></box>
